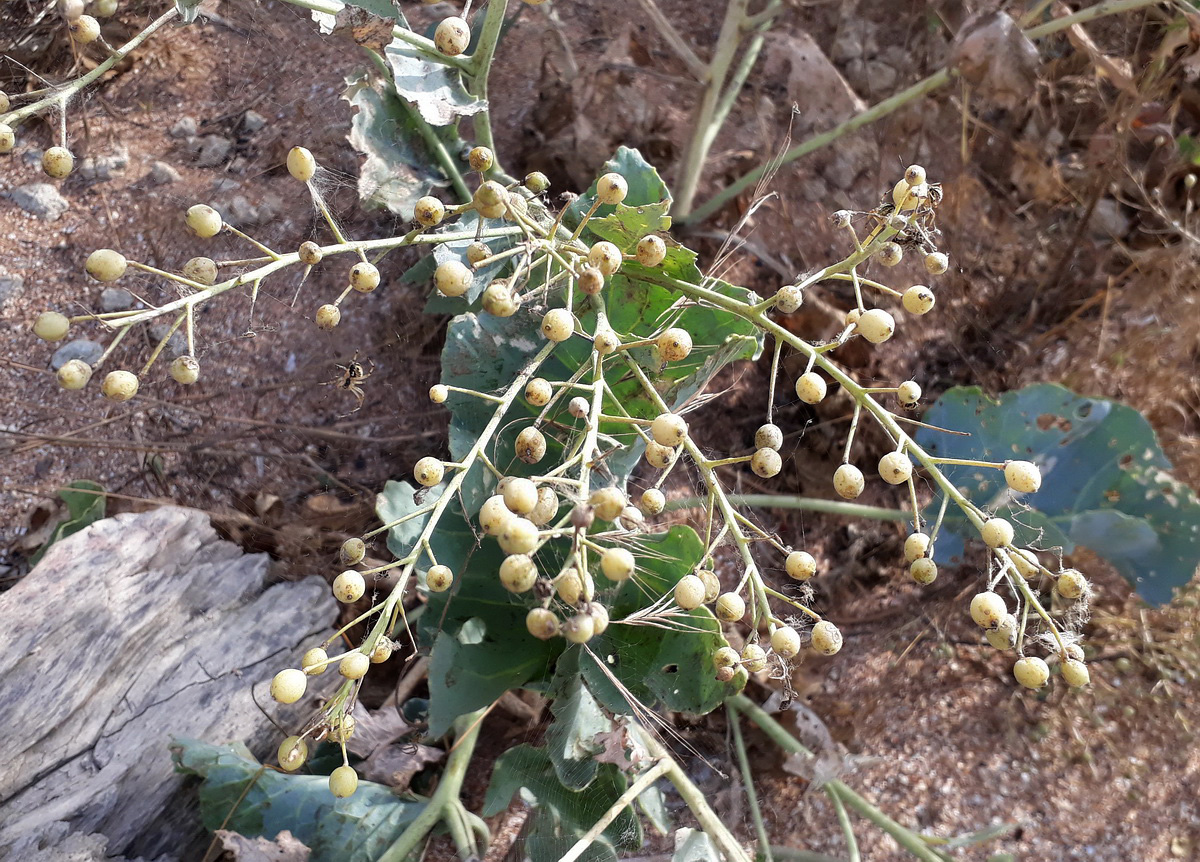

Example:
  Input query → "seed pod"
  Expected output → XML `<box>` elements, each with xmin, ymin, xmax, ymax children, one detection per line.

<box><xmin>32</xmin><ymin>311</ymin><xmax>70</xmax><ymax>342</ymax></box>
<box><xmin>526</xmin><ymin>608</ymin><xmax>560</xmax><ymax>640</ymax></box>
<box><xmin>333</xmin><ymin>570</ymin><xmax>366</xmax><ymax>603</ymax></box>
<box><xmin>270</xmin><ymin>668</ymin><xmax>307</xmax><ymax>704</ymax></box>
<box><xmin>329</xmin><ymin>765</ymin><xmax>358</xmax><ymax>798</ymax></box>
<box><xmin>674</xmin><ymin>575</ymin><xmax>706</xmax><ymax>610</ymax></box>
<box><xmin>170</xmin><ymin>355</ymin><xmax>200</xmax><ymax>385</ymax></box>
<box><xmin>42</xmin><ymin>146</ymin><xmax>75</xmax><ymax>179</ymax></box>
<box><xmin>414</xmin><ymin>196</ymin><xmax>446</xmax><ymax>227</ymax></box>
<box><xmin>578</xmin><ymin>266</ymin><xmax>605</xmax><ymax>295</ymax></box>
<box><xmin>785</xmin><ymin>550</ymin><xmax>816</xmax><ymax>580</ymax></box>
<box><xmin>755</xmin><ymin>423</ymin><xmax>783</xmax><ymax>451</ymax></box>
<box><xmin>595</xmin><ymin>173</ymin><xmax>628</xmax><ymax>205</ymax></box>
<box><xmin>832</xmin><ymin>464</ymin><xmax>864</xmax><ymax>499</ymax></box>
<box><xmin>656</xmin><ymin>327</ymin><xmax>692</xmax><ymax>362</ymax></box>
<box><xmin>650</xmin><ymin>413</ymin><xmax>687</xmax><ymax>447</ymax></box>
<box><xmin>902</xmin><ymin>285</ymin><xmax>935</xmax><ymax>315</ymax></box>
<box><xmin>299</xmin><ymin>241</ymin><xmax>323</xmax><ymax>265</ymax></box>
<box><xmin>515</xmin><ymin>427</ymin><xmax>547</xmax><ymax>464</ymax></box>
<box><xmin>857</xmin><ymin>308</ymin><xmax>896</xmax><ymax>344</ymax></box>
<box><xmin>750</xmin><ymin>447</ymin><xmax>782</xmax><ymax>478</ymax></box>
<box><xmin>877</xmin><ymin>451</ymin><xmax>912</xmax><ymax>485</ymax></box>
<box><xmin>185</xmin><ymin>204</ymin><xmax>223</xmax><ymax>238</ymax></box>
<box><xmin>771</xmin><ymin>626</ymin><xmax>802</xmax><ymax>658</ymax></box>
<box><xmin>86</xmin><ymin>249</ymin><xmax>127</xmax><ymax>282</ymax></box>
<box><xmin>715</xmin><ymin>592</ymin><xmax>746</xmax><ymax>622</ymax></box>
<box><xmin>101</xmin><ymin>370</ymin><xmax>138</xmax><ymax>402</ymax></box>
<box><xmin>499</xmin><ymin>517</ymin><xmax>539</xmax><ymax>555</ymax></box>
<box><xmin>499</xmin><ymin>553</ymin><xmax>538</xmax><ymax>592</ymax></box>
<box><xmin>775</xmin><ymin>284</ymin><xmax>804</xmax><ymax>313</ymax></box>
<box><xmin>1013</xmin><ymin>656</ymin><xmax>1049</xmax><ymax>690</ymax></box>
<box><xmin>287</xmin><ymin>146</ymin><xmax>316</xmax><ymax>182</ymax></box>
<box><xmin>636</xmin><ymin>235</ymin><xmax>666</xmax><ymax>267</ymax></box>
<box><xmin>969</xmin><ymin>591</ymin><xmax>1007</xmax><ymax>629</ymax></box>
<box><xmin>639</xmin><ymin>488</ymin><xmax>666</xmax><ymax>515</ymax></box>
<box><xmin>467</xmin><ymin>146</ymin><xmax>494</xmax><ymax>172</ymax></box>
<box><xmin>810</xmin><ymin>620</ymin><xmax>843</xmax><ymax>656</ymax></box>
<box><xmin>981</xmin><ymin>517</ymin><xmax>1014</xmax><ymax>549</ymax></box>
<box><xmin>434</xmin><ymin>16</ymin><xmax>470</xmax><ymax>55</ymax></box>
<box><xmin>427</xmin><ymin>564</ymin><xmax>453</xmax><ymax>592</ymax></box>
<box><xmin>340</xmin><ymin>538</ymin><xmax>366</xmax><ymax>565</ymax></box>
<box><xmin>57</xmin><ymin>359</ymin><xmax>93</xmax><ymax>390</ymax></box>
<box><xmin>795</xmin><ymin>372</ymin><xmax>826</xmax><ymax>404</ymax></box>
<box><xmin>315</xmin><ymin>303</ymin><xmax>341</xmax><ymax>330</ymax></box>
<box><xmin>182</xmin><ymin>256</ymin><xmax>218</xmax><ymax>286</ymax></box>
<box><xmin>1004</xmin><ymin>460</ymin><xmax>1042</xmax><ymax>494</ymax></box>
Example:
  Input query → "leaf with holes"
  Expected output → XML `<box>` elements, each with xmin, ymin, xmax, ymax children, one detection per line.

<box><xmin>482</xmin><ymin>745</ymin><xmax>641</xmax><ymax>852</ymax></box>
<box><xmin>344</xmin><ymin>72</ymin><xmax>456</xmax><ymax>218</ymax></box>
<box><xmin>916</xmin><ymin>383</ymin><xmax>1200</xmax><ymax>605</ymax></box>
<box><xmin>171</xmin><ymin>738</ymin><xmax>426</xmax><ymax>862</ymax></box>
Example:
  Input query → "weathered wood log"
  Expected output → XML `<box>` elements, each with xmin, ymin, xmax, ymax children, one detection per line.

<box><xmin>0</xmin><ymin>507</ymin><xmax>337</xmax><ymax>861</ymax></box>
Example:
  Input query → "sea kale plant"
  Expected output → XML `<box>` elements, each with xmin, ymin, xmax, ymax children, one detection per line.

<box><xmin>7</xmin><ymin>0</ymin><xmax>1131</xmax><ymax>859</ymax></box>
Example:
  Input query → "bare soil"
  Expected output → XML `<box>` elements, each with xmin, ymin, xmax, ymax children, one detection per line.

<box><xmin>2</xmin><ymin>1</ymin><xmax>1198</xmax><ymax>861</ymax></box>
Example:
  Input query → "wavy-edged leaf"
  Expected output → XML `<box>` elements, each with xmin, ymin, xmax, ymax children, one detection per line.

<box><xmin>30</xmin><ymin>480</ymin><xmax>106</xmax><ymax>565</ymax></box>
<box><xmin>916</xmin><ymin>383</ymin><xmax>1200</xmax><ymax>604</ymax></box>
<box><xmin>545</xmin><ymin>651</ymin><xmax>612</xmax><ymax>790</ymax></box>
<box><xmin>385</xmin><ymin>42</ymin><xmax>484</xmax><ymax>126</ymax></box>
<box><xmin>582</xmin><ymin>526</ymin><xmax>744</xmax><ymax>716</ymax></box>
<box><xmin>171</xmin><ymin>739</ymin><xmax>426</xmax><ymax>862</ymax></box>
<box><xmin>482</xmin><ymin>745</ymin><xmax>641</xmax><ymax>851</ymax></box>
<box><xmin>344</xmin><ymin>72</ymin><xmax>451</xmax><ymax>218</ymax></box>
<box><xmin>564</xmin><ymin>147</ymin><xmax>671</xmax><ymax>234</ymax></box>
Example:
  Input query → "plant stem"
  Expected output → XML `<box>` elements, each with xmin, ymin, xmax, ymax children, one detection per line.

<box><xmin>280</xmin><ymin>0</ymin><xmax>471</xmax><ymax>70</ymax></box>
<box><xmin>364</xmin><ymin>49</ymin><xmax>471</xmax><ymax>202</ymax></box>
<box><xmin>683</xmin><ymin>0</ymin><xmax>1163</xmax><ymax>225</ymax></box>
<box><xmin>639</xmin><ymin>730</ymin><xmax>754</xmax><ymax>862</ymax></box>
<box><xmin>729</xmin><ymin>704</ymin><xmax>773</xmax><ymax>862</ymax></box>
<box><xmin>666</xmin><ymin>494</ymin><xmax>908</xmax><ymax>522</ymax></box>
<box><xmin>112</xmin><ymin>226</ymin><xmax>522</xmax><ymax>330</ymax></box>
<box><xmin>674</xmin><ymin>0</ymin><xmax>750</xmax><ymax>218</ymax></box>
<box><xmin>827</xmin><ymin>785</ymin><xmax>861</xmax><ymax>862</ymax></box>
<box><xmin>682</xmin><ymin>69</ymin><xmax>951</xmax><ymax>224</ymax></box>
<box><xmin>559</xmin><ymin>758</ymin><xmax>673</xmax><ymax>862</ymax></box>
<box><xmin>634</xmin><ymin>0</ymin><xmax>709</xmax><ymax>80</ymax></box>
<box><xmin>729</xmin><ymin>696</ymin><xmax>946</xmax><ymax>862</ymax></box>
<box><xmin>377</xmin><ymin>708</ymin><xmax>488</xmax><ymax>862</ymax></box>
<box><xmin>2</xmin><ymin>8</ymin><xmax>178</xmax><ymax>128</ymax></box>
<box><xmin>465</xmin><ymin>0</ymin><xmax>509</xmax><ymax>169</ymax></box>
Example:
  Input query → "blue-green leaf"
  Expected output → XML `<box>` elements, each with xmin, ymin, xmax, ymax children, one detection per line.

<box><xmin>171</xmin><ymin>739</ymin><xmax>426</xmax><ymax>862</ymax></box>
<box><xmin>916</xmin><ymin>383</ymin><xmax>1200</xmax><ymax>604</ymax></box>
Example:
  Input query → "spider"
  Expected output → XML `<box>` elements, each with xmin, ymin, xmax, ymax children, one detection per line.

<box><xmin>326</xmin><ymin>351</ymin><xmax>374</xmax><ymax>414</ymax></box>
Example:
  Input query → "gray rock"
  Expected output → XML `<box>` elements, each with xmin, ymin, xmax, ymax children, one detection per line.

<box><xmin>99</xmin><ymin>287</ymin><xmax>134</xmax><ymax>312</ymax></box>
<box><xmin>0</xmin><ymin>508</ymin><xmax>337</xmax><ymax>861</ymax></box>
<box><xmin>211</xmin><ymin>177</ymin><xmax>240</xmax><ymax>194</ymax></box>
<box><xmin>22</xmin><ymin>149</ymin><xmax>43</xmax><ymax>168</ymax></box>
<box><xmin>148</xmin><ymin>160</ymin><xmax>182</xmax><ymax>185</ymax></box>
<box><xmin>78</xmin><ymin>146</ymin><xmax>130</xmax><ymax>182</ymax></box>
<box><xmin>168</xmin><ymin>116</ymin><xmax>197</xmax><ymax>139</ymax></box>
<box><xmin>226</xmin><ymin>194</ymin><xmax>259</xmax><ymax>226</ymax></box>
<box><xmin>241</xmin><ymin>110</ymin><xmax>268</xmax><ymax>133</ymax></box>
<box><xmin>9</xmin><ymin>182</ymin><xmax>69</xmax><ymax>220</ymax></box>
<box><xmin>49</xmin><ymin>339</ymin><xmax>105</xmax><ymax>371</ymax></box>
<box><xmin>0</xmin><ymin>272</ymin><xmax>23</xmax><ymax>309</ymax></box>
<box><xmin>148</xmin><ymin>323</ymin><xmax>187</xmax><ymax>358</ymax></box>
<box><xmin>194</xmin><ymin>134</ymin><xmax>232</xmax><ymax>168</ymax></box>
<box><xmin>1090</xmin><ymin>198</ymin><xmax>1131</xmax><ymax>239</ymax></box>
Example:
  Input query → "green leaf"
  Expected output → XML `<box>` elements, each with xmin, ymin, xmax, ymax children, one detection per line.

<box><xmin>545</xmin><ymin>651</ymin><xmax>612</xmax><ymax>790</ymax></box>
<box><xmin>564</xmin><ymin>147</ymin><xmax>671</xmax><ymax>235</ymax></box>
<box><xmin>582</xmin><ymin>526</ymin><xmax>743</xmax><ymax>716</ymax></box>
<box><xmin>171</xmin><ymin>738</ymin><xmax>426</xmax><ymax>862</ymax></box>
<box><xmin>377</xmin><ymin>479</ymin><xmax>435</xmax><ymax>562</ymax></box>
<box><xmin>410</xmin><ymin>501</ymin><xmax>563</xmax><ymax>737</ymax></box>
<box><xmin>482</xmin><ymin>745</ymin><xmax>641</xmax><ymax>851</ymax></box>
<box><xmin>31</xmin><ymin>481</ymin><xmax>106</xmax><ymax>565</ymax></box>
<box><xmin>174</xmin><ymin>0</ymin><xmax>203</xmax><ymax>24</ymax></box>
<box><xmin>385</xmin><ymin>42</ymin><xmax>485</xmax><ymax>126</ymax></box>
<box><xmin>672</xmin><ymin>828</ymin><xmax>720</xmax><ymax>862</ymax></box>
<box><xmin>344</xmin><ymin>72</ymin><xmax>450</xmax><ymax>218</ymax></box>
<box><xmin>915</xmin><ymin>383</ymin><xmax>1200</xmax><ymax>604</ymax></box>
<box><xmin>426</xmin><ymin>628</ymin><xmax>559</xmax><ymax>738</ymax></box>
<box><xmin>309</xmin><ymin>0</ymin><xmax>402</xmax><ymax>33</ymax></box>
<box><xmin>524</xmin><ymin>808</ymin><xmax>618</xmax><ymax>862</ymax></box>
